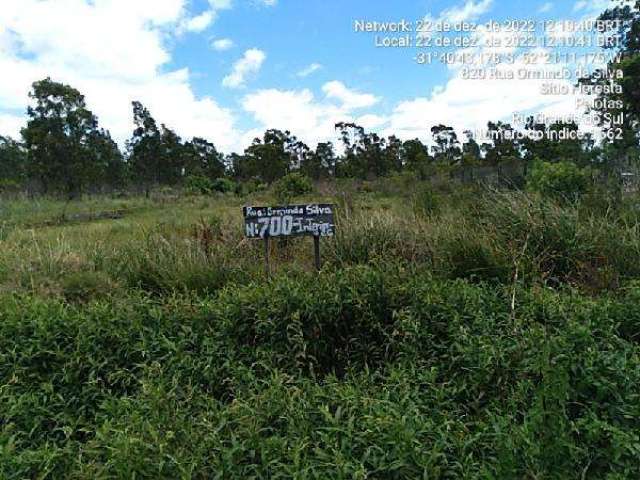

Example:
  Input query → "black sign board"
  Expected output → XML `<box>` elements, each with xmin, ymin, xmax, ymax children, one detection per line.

<box><xmin>243</xmin><ymin>204</ymin><xmax>335</xmax><ymax>239</ymax></box>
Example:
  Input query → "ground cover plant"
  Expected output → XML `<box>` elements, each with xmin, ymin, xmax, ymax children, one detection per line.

<box><xmin>1</xmin><ymin>179</ymin><xmax>640</xmax><ymax>479</ymax></box>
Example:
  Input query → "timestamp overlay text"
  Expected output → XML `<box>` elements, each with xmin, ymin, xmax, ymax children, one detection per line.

<box><xmin>354</xmin><ymin>18</ymin><xmax>625</xmax><ymax>143</ymax></box>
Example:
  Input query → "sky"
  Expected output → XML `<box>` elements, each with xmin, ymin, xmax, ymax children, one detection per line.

<box><xmin>0</xmin><ymin>0</ymin><xmax>618</xmax><ymax>153</ymax></box>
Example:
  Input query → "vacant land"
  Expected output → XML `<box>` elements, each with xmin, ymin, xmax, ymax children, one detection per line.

<box><xmin>1</xmin><ymin>179</ymin><xmax>640</xmax><ymax>478</ymax></box>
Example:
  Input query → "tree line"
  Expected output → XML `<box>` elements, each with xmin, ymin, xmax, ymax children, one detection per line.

<box><xmin>1</xmin><ymin>1</ymin><xmax>638</xmax><ymax>198</ymax></box>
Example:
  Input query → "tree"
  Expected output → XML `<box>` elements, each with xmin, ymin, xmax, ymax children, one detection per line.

<box><xmin>184</xmin><ymin>137</ymin><xmax>225</xmax><ymax>180</ymax></box>
<box><xmin>242</xmin><ymin>129</ymin><xmax>299</xmax><ymax>183</ymax></box>
<box><xmin>402</xmin><ymin>139</ymin><xmax>431</xmax><ymax>178</ymax></box>
<box><xmin>89</xmin><ymin>128</ymin><xmax>125</xmax><ymax>191</ymax></box>
<box><xmin>335</xmin><ymin>122</ymin><xmax>390</xmax><ymax>179</ymax></box>
<box><xmin>0</xmin><ymin>136</ymin><xmax>27</xmax><ymax>189</ymax></box>
<box><xmin>384</xmin><ymin>135</ymin><xmax>403</xmax><ymax>173</ymax></box>
<box><xmin>431</xmin><ymin>125</ymin><xmax>461</xmax><ymax>165</ymax></box>
<box><xmin>301</xmin><ymin>142</ymin><xmax>336</xmax><ymax>179</ymax></box>
<box><xmin>461</xmin><ymin>130</ymin><xmax>482</xmax><ymax>166</ymax></box>
<box><xmin>21</xmin><ymin>78</ymin><xmax>114</xmax><ymax>198</ymax></box>
<box><xmin>482</xmin><ymin>122</ymin><xmax>521</xmax><ymax>166</ymax></box>
<box><xmin>158</xmin><ymin>124</ymin><xmax>185</xmax><ymax>185</ymax></box>
<box><xmin>519</xmin><ymin>119</ymin><xmax>596</xmax><ymax>178</ymax></box>
<box><xmin>127</xmin><ymin>101</ymin><xmax>163</xmax><ymax>196</ymax></box>
<box><xmin>578</xmin><ymin>1</ymin><xmax>640</xmax><ymax>171</ymax></box>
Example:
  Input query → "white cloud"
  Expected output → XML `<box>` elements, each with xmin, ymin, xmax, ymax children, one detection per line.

<box><xmin>322</xmin><ymin>81</ymin><xmax>379</xmax><ymax>110</ymax></box>
<box><xmin>183</xmin><ymin>10</ymin><xmax>215</xmax><ymax>32</ymax></box>
<box><xmin>418</xmin><ymin>0</ymin><xmax>493</xmax><ymax>40</ymax></box>
<box><xmin>180</xmin><ymin>0</ymin><xmax>236</xmax><ymax>35</ymax></box>
<box><xmin>538</xmin><ymin>2</ymin><xmax>553</xmax><ymax>13</ymax></box>
<box><xmin>209</xmin><ymin>0</ymin><xmax>233</xmax><ymax>10</ymax></box>
<box><xmin>0</xmin><ymin>113</ymin><xmax>24</xmax><ymax>139</ymax></box>
<box><xmin>355</xmin><ymin>114</ymin><xmax>388</xmax><ymax>130</ymax></box>
<box><xmin>211</xmin><ymin>38</ymin><xmax>234</xmax><ymax>51</ymax></box>
<box><xmin>222</xmin><ymin>48</ymin><xmax>266</xmax><ymax>88</ymax></box>
<box><xmin>441</xmin><ymin>0</ymin><xmax>493</xmax><ymax>23</ymax></box>
<box><xmin>241</xmin><ymin>82</ymin><xmax>381</xmax><ymax>148</ymax></box>
<box><xmin>573</xmin><ymin>0</ymin><xmax>610</xmax><ymax>12</ymax></box>
<box><xmin>297</xmin><ymin>63</ymin><xmax>322</xmax><ymax>78</ymax></box>
<box><xmin>385</xmin><ymin>22</ymin><xmax>594</xmax><ymax>144</ymax></box>
<box><xmin>0</xmin><ymin>0</ymin><xmax>241</xmax><ymax>151</ymax></box>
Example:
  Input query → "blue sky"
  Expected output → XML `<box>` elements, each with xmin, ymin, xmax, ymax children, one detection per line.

<box><xmin>0</xmin><ymin>0</ymin><xmax>616</xmax><ymax>152</ymax></box>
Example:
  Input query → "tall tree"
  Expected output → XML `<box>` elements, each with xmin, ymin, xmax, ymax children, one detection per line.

<box><xmin>158</xmin><ymin>124</ymin><xmax>185</xmax><ymax>185</ymax></box>
<box><xmin>184</xmin><ymin>137</ymin><xmax>225</xmax><ymax>180</ymax></box>
<box><xmin>462</xmin><ymin>130</ymin><xmax>482</xmax><ymax>166</ymax></box>
<box><xmin>335</xmin><ymin>122</ymin><xmax>390</xmax><ymax>179</ymax></box>
<box><xmin>301</xmin><ymin>142</ymin><xmax>336</xmax><ymax>179</ymax></box>
<box><xmin>242</xmin><ymin>129</ymin><xmax>299</xmax><ymax>183</ymax></box>
<box><xmin>521</xmin><ymin>119</ymin><xmax>593</xmax><ymax>167</ymax></box>
<box><xmin>89</xmin><ymin>128</ymin><xmax>125</xmax><ymax>191</ymax></box>
<box><xmin>579</xmin><ymin>1</ymin><xmax>640</xmax><ymax>170</ymax></box>
<box><xmin>431</xmin><ymin>125</ymin><xmax>461</xmax><ymax>165</ymax></box>
<box><xmin>402</xmin><ymin>138</ymin><xmax>431</xmax><ymax>178</ymax></box>
<box><xmin>21</xmin><ymin>78</ymin><xmax>113</xmax><ymax>198</ymax></box>
<box><xmin>127</xmin><ymin>101</ymin><xmax>162</xmax><ymax>196</ymax></box>
<box><xmin>482</xmin><ymin>122</ymin><xmax>521</xmax><ymax>166</ymax></box>
<box><xmin>384</xmin><ymin>135</ymin><xmax>404</xmax><ymax>173</ymax></box>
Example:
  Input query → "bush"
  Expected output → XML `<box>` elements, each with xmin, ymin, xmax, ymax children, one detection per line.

<box><xmin>185</xmin><ymin>176</ymin><xmax>236</xmax><ymax>196</ymax></box>
<box><xmin>527</xmin><ymin>160</ymin><xmax>592</xmax><ymax>202</ymax></box>
<box><xmin>273</xmin><ymin>172</ymin><xmax>313</xmax><ymax>203</ymax></box>
<box><xmin>236</xmin><ymin>179</ymin><xmax>268</xmax><ymax>196</ymax></box>
<box><xmin>211</xmin><ymin>178</ymin><xmax>236</xmax><ymax>194</ymax></box>
<box><xmin>184</xmin><ymin>175</ymin><xmax>213</xmax><ymax>195</ymax></box>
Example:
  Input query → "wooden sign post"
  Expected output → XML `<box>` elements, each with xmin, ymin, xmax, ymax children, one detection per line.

<box><xmin>243</xmin><ymin>204</ymin><xmax>335</xmax><ymax>275</ymax></box>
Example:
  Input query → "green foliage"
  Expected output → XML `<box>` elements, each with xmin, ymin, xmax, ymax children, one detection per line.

<box><xmin>477</xmin><ymin>190</ymin><xmax>640</xmax><ymax>289</ymax></box>
<box><xmin>183</xmin><ymin>137</ymin><xmax>225</xmax><ymax>180</ymax></box>
<box><xmin>61</xmin><ymin>270</ymin><xmax>116</xmax><ymax>303</ymax></box>
<box><xmin>184</xmin><ymin>174</ymin><xmax>214</xmax><ymax>195</ymax></box>
<box><xmin>237</xmin><ymin>129</ymin><xmax>304</xmax><ymax>184</ymax></box>
<box><xmin>441</xmin><ymin>234</ymin><xmax>509</xmax><ymax>282</ymax></box>
<box><xmin>527</xmin><ymin>160</ymin><xmax>592</xmax><ymax>202</ymax></box>
<box><xmin>0</xmin><ymin>136</ymin><xmax>26</xmax><ymax>186</ymax></box>
<box><xmin>211</xmin><ymin>177</ymin><xmax>236</xmax><ymax>193</ymax></box>
<box><xmin>273</xmin><ymin>172</ymin><xmax>313</xmax><ymax>203</ymax></box>
<box><xmin>236</xmin><ymin>178</ymin><xmax>268</xmax><ymax>196</ymax></box>
<box><xmin>412</xmin><ymin>186</ymin><xmax>440</xmax><ymax>217</ymax></box>
<box><xmin>21</xmin><ymin>78</ymin><xmax>123</xmax><ymax>198</ymax></box>
<box><xmin>2</xmin><ymin>269</ymin><xmax>640</xmax><ymax>478</ymax></box>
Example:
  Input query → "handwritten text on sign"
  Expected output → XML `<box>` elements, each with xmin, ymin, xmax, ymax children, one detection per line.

<box><xmin>243</xmin><ymin>204</ymin><xmax>335</xmax><ymax>238</ymax></box>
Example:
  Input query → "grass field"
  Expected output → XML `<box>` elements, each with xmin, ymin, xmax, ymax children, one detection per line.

<box><xmin>2</xmin><ymin>179</ymin><xmax>640</xmax><ymax>478</ymax></box>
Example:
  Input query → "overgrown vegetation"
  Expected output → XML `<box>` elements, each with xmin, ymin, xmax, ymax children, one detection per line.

<box><xmin>2</xmin><ymin>1</ymin><xmax>640</xmax><ymax>477</ymax></box>
<box><xmin>1</xmin><ymin>181</ymin><xmax>640</xmax><ymax>477</ymax></box>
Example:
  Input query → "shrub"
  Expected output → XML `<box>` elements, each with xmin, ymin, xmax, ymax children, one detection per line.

<box><xmin>184</xmin><ymin>175</ymin><xmax>213</xmax><ymax>195</ymax></box>
<box><xmin>236</xmin><ymin>179</ymin><xmax>268</xmax><ymax>196</ymax></box>
<box><xmin>273</xmin><ymin>172</ymin><xmax>313</xmax><ymax>203</ymax></box>
<box><xmin>527</xmin><ymin>160</ymin><xmax>592</xmax><ymax>202</ymax></box>
<box><xmin>211</xmin><ymin>178</ymin><xmax>236</xmax><ymax>194</ymax></box>
<box><xmin>185</xmin><ymin>176</ymin><xmax>236</xmax><ymax>196</ymax></box>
